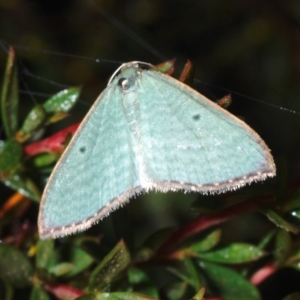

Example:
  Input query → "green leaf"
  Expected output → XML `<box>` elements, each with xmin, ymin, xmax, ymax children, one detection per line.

<box><xmin>275</xmin><ymin>230</ymin><xmax>292</xmax><ymax>263</ymax></box>
<box><xmin>165</xmin><ymin>282</ymin><xmax>188</xmax><ymax>300</ymax></box>
<box><xmin>16</xmin><ymin>105</ymin><xmax>46</xmax><ymax>142</ymax></box>
<box><xmin>2</xmin><ymin>173</ymin><xmax>41</xmax><ymax>202</ymax></box>
<box><xmin>263</xmin><ymin>209</ymin><xmax>299</xmax><ymax>234</ymax></box>
<box><xmin>0</xmin><ymin>244</ymin><xmax>34</xmax><ymax>288</ymax></box>
<box><xmin>189</xmin><ymin>229</ymin><xmax>221</xmax><ymax>253</ymax></box>
<box><xmin>190</xmin><ymin>287</ymin><xmax>205</xmax><ymax>300</ymax></box>
<box><xmin>1</xmin><ymin>47</ymin><xmax>19</xmax><ymax>138</ymax></box>
<box><xmin>40</xmin><ymin>240</ymin><xmax>92</xmax><ymax>275</ymax></box>
<box><xmin>128</xmin><ymin>268</ymin><xmax>158</xmax><ymax>298</ymax></box>
<box><xmin>49</xmin><ymin>262</ymin><xmax>74</xmax><ymax>277</ymax></box>
<box><xmin>0</xmin><ymin>140</ymin><xmax>29</xmax><ymax>200</ymax></box>
<box><xmin>152</xmin><ymin>59</ymin><xmax>175</xmax><ymax>74</ymax></box>
<box><xmin>128</xmin><ymin>268</ymin><xmax>149</xmax><ymax>285</ymax></box>
<box><xmin>198</xmin><ymin>243</ymin><xmax>265</xmax><ymax>264</ymax></box>
<box><xmin>30</xmin><ymin>284</ymin><xmax>51</xmax><ymax>300</ymax></box>
<box><xmin>89</xmin><ymin>240</ymin><xmax>131</xmax><ymax>292</ymax></box>
<box><xmin>200</xmin><ymin>261</ymin><xmax>260</xmax><ymax>300</ymax></box>
<box><xmin>257</xmin><ymin>229</ymin><xmax>276</xmax><ymax>249</ymax></box>
<box><xmin>43</xmin><ymin>86</ymin><xmax>81</xmax><ymax>113</ymax></box>
<box><xmin>105</xmin><ymin>292</ymin><xmax>158</xmax><ymax>300</ymax></box>
<box><xmin>36</xmin><ymin>239</ymin><xmax>55</xmax><ymax>269</ymax></box>
<box><xmin>168</xmin><ymin>257</ymin><xmax>201</xmax><ymax>291</ymax></box>
<box><xmin>64</xmin><ymin>246</ymin><xmax>94</xmax><ymax>278</ymax></box>
<box><xmin>0</xmin><ymin>139</ymin><xmax>22</xmax><ymax>176</ymax></box>
<box><xmin>31</xmin><ymin>153</ymin><xmax>59</xmax><ymax>167</ymax></box>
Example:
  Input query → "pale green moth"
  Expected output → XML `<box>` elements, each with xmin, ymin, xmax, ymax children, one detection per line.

<box><xmin>38</xmin><ymin>61</ymin><xmax>276</xmax><ymax>239</ymax></box>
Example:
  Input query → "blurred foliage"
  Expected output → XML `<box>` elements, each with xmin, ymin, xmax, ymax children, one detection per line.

<box><xmin>1</xmin><ymin>1</ymin><xmax>300</xmax><ymax>299</ymax></box>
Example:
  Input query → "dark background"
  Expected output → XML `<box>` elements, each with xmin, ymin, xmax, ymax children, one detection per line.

<box><xmin>0</xmin><ymin>1</ymin><xmax>300</xmax><ymax>298</ymax></box>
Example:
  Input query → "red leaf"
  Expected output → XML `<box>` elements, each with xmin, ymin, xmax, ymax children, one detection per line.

<box><xmin>178</xmin><ymin>60</ymin><xmax>193</xmax><ymax>83</ymax></box>
<box><xmin>24</xmin><ymin>123</ymin><xmax>80</xmax><ymax>156</ymax></box>
<box><xmin>45</xmin><ymin>283</ymin><xmax>85</xmax><ymax>299</ymax></box>
<box><xmin>250</xmin><ymin>263</ymin><xmax>277</xmax><ymax>285</ymax></box>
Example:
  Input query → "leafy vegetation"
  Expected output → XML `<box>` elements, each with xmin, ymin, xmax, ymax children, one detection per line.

<box><xmin>1</xmin><ymin>49</ymin><xmax>300</xmax><ymax>300</ymax></box>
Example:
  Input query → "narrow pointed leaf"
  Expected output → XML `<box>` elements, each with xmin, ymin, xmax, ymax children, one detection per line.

<box><xmin>89</xmin><ymin>240</ymin><xmax>131</xmax><ymax>292</ymax></box>
<box><xmin>49</xmin><ymin>262</ymin><xmax>74</xmax><ymax>277</ymax></box>
<box><xmin>36</xmin><ymin>239</ymin><xmax>54</xmax><ymax>269</ymax></box>
<box><xmin>263</xmin><ymin>209</ymin><xmax>299</xmax><ymax>234</ymax></box>
<box><xmin>1</xmin><ymin>47</ymin><xmax>19</xmax><ymax>138</ymax></box>
<box><xmin>178</xmin><ymin>60</ymin><xmax>194</xmax><ymax>84</ymax></box>
<box><xmin>43</xmin><ymin>87</ymin><xmax>81</xmax><ymax>114</ymax></box>
<box><xmin>128</xmin><ymin>268</ymin><xmax>158</xmax><ymax>298</ymax></box>
<box><xmin>190</xmin><ymin>287</ymin><xmax>205</xmax><ymax>300</ymax></box>
<box><xmin>165</xmin><ymin>282</ymin><xmax>188</xmax><ymax>300</ymax></box>
<box><xmin>31</xmin><ymin>153</ymin><xmax>59</xmax><ymax>167</ymax></box>
<box><xmin>128</xmin><ymin>268</ymin><xmax>149</xmax><ymax>285</ymax></box>
<box><xmin>200</xmin><ymin>261</ymin><xmax>260</xmax><ymax>300</ymax></box>
<box><xmin>198</xmin><ymin>243</ymin><xmax>265</xmax><ymax>264</ymax></box>
<box><xmin>275</xmin><ymin>230</ymin><xmax>292</xmax><ymax>263</ymax></box>
<box><xmin>216</xmin><ymin>94</ymin><xmax>232</xmax><ymax>109</ymax></box>
<box><xmin>3</xmin><ymin>173</ymin><xmax>41</xmax><ymax>201</ymax></box>
<box><xmin>16</xmin><ymin>105</ymin><xmax>46</xmax><ymax>142</ymax></box>
<box><xmin>168</xmin><ymin>257</ymin><xmax>201</xmax><ymax>291</ymax></box>
<box><xmin>64</xmin><ymin>246</ymin><xmax>94</xmax><ymax>278</ymax></box>
<box><xmin>258</xmin><ymin>229</ymin><xmax>276</xmax><ymax>249</ymax></box>
<box><xmin>152</xmin><ymin>59</ymin><xmax>175</xmax><ymax>75</ymax></box>
<box><xmin>189</xmin><ymin>229</ymin><xmax>221</xmax><ymax>253</ymax></box>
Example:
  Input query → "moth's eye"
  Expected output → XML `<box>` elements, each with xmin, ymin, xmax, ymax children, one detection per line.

<box><xmin>118</xmin><ymin>78</ymin><xmax>130</xmax><ymax>90</ymax></box>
